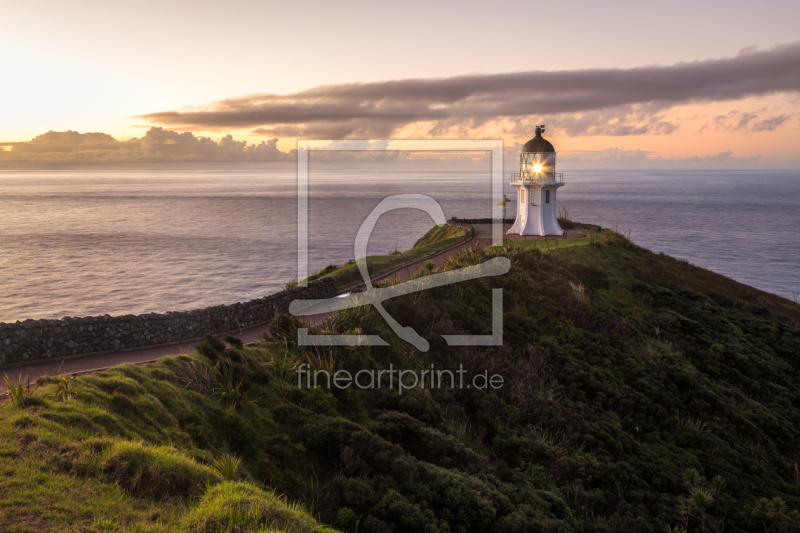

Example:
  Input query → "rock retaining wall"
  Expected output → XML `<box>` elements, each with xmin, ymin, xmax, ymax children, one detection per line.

<box><xmin>448</xmin><ymin>218</ymin><xmax>601</xmax><ymax>232</ymax></box>
<box><xmin>0</xmin><ymin>278</ymin><xmax>335</xmax><ymax>366</ymax></box>
<box><xmin>448</xmin><ymin>217</ymin><xmax>515</xmax><ymax>225</ymax></box>
<box><xmin>445</xmin><ymin>220</ymin><xmax>475</xmax><ymax>238</ymax></box>
<box><xmin>571</xmin><ymin>222</ymin><xmax>602</xmax><ymax>232</ymax></box>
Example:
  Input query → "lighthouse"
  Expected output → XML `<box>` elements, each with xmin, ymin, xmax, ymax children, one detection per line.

<box><xmin>507</xmin><ymin>126</ymin><xmax>565</xmax><ymax>236</ymax></box>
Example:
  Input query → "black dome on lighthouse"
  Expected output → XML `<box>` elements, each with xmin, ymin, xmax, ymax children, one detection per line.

<box><xmin>521</xmin><ymin>126</ymin><xmax>555</xmax><ymax>153</ymax></box>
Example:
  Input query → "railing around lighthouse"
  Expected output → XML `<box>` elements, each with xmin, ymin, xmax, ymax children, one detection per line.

<box><xmin>511</xmin><ymin>172</ymin><xmax>564</xmax><ymax>184</ymax></box>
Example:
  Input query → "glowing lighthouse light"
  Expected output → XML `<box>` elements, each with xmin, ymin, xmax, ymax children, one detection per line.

<box><xmin>507</xmin><ymin>125</ymin><xmax>565</xmax><ymax>237</ymax></box>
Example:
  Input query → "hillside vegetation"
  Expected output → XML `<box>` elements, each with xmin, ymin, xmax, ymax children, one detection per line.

<box><xmin>304</xmin><ymin>225</ymin><xmax>467</xmax><ymax>288</ymax></box>
<box><xmin>412</xmin><ymin>225</ymin><xmax>467</xmax><ymax>248</ymax></box>
<box><xmin>2</xmin><ymin>230</ymin><xmax>800</xmax><ymax>532</ymax></box>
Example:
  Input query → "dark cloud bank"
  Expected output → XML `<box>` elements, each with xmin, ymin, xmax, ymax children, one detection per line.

<box><xmin>3</xmin><ymin>43</ymin><xmax>798</xmax><ymax>167</ymax></box>
<box><xmin>137</xmin><ymin>42</ymin><xmax>800</xmax><ymax>138</ymax></box>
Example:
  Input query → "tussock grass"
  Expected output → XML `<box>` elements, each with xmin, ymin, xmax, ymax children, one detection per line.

<box><xmin>211</xmin><ymin>453</ymin><xmax>242</xmax><ymax>481</ymax></box>
<box><xmin>100</xmin><ymin>440</ymin><xmax>222</xmax><ymax>500</ymax></box>
<box><xmin>2</xmin><ymin>228</ymin><xmax>799</xmax><ymax>532</ymax></box>
<box><xmin>0</xmin><ymin>352</ymin><xmax>338</xmax><ymax>532</ymax></box>
<box><xmin>2</xmin><ymin>374</ymin><xmax>36</xmax><ymax>408</ymax></box>
<box><xmin>182</xmin><ymin>482</ymin><xmax>337</xmax><ymax>533</ymax></box>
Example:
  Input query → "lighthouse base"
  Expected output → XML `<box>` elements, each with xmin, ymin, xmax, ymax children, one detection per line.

<box><xmin>507</xmin><ymin>182</ymin><xmax>564</xmax><ymax>237</ymax></box>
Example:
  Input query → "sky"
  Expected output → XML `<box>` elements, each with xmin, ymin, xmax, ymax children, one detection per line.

<box><xmin>1</xmin><ymin>0</ymin><xmax>799</xmax><ymax>167</ymax></box>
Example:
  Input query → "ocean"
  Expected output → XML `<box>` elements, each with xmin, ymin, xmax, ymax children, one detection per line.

<box><xmin>0</xmin><ymin>167</ymin><xmax>798</xmax><ymax>322</ymax></box>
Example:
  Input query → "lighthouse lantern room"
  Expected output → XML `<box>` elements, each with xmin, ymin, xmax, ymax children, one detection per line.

<box><xmin>507</xmin><ymin>125</ymin><xmax>565</xmax><ymax>236</ymax></box>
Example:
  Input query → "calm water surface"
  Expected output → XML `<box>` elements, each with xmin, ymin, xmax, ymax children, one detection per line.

<box><xmin>0</xmin><ymin>167</ymin><xmax>798</xmax><ymax>321</ymax></box>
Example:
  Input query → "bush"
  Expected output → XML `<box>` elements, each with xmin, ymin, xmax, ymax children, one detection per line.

<box><xmin>557</xmin><ymin>217</ymin><xmax>575</xmax><ymax>230</ymax></box>
<box><xmin>212</xmin><ymin>453</ymin><xmax>243</xmax><ymax>481</ymax></box>
<box><xmin>100</xmin><ymin>441</ymin><xmax>222</xmax><ymax>501</ymax></box>
<box><xmin>557</xmin><ymin>207</ymin><xmax>575</xmax><ymax>229</ymax></box>
<box><xmin>2</xmin><ymin>374</ymin><xmax>35</xmax><ymax>408</ymax></box>
<box><xmin>336</xmin><ymin>507</ymin><xmax>359</xmax><ymax>533</ymax></box>
<box><xmin>302</xmin><ymin>387</ymin><xmax>338</xmax><ymax>416</ymax></box>
<box><xmin>223</xmin><ymin>335</ymin><xmax>244</xmax><ymax>350</ymax></box>
<box><xmin>269</xmin><ymin>313</ymin><xmax>302</xmax><ymax>342</ymax></box>
<box><xmin>182</xmin><ymin>481</ymin><xmax>337</xmax><ymax>533</ymax></box>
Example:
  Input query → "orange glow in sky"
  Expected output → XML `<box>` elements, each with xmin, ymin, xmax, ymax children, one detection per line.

<box><xmin>1</xmin><ymin>0</ymin><xmax>799</xmax><ymax>167</ymax></box>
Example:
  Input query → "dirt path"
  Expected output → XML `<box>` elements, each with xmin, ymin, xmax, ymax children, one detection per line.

<box><xmin>1</xmin><ymin>224</ymin><xmax>591</xmax><ymax>391</ymax></box>
<box><xmin>0</xmin><ymin>322</ymin><xmax>271</xmax><ymax>389</ymax></box>
<box><xmin>0</xmin><ymin>231</ymin><xmax>478</xmax><ymax>390</ymax></box>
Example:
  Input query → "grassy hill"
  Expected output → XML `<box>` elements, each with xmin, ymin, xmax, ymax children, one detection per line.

<box><xmin>412</xmin><ymin>225</ymin><xmax>467</xmax><ymax>248</ymax></box>
<box><xmin>303</xmin><ymin>224</ymin><xmax>467</xmax><ymax>288</ymax></box>
<box><xmin>2</xmin><ymin>229</ymin><xmax>800</xmax><ymax>532</ymax></box>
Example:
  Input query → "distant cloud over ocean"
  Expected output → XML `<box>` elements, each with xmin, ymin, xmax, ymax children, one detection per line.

<box><xmin>0</xmin><ymin>128</ymin><xmax>293</xmax><ymax>165</ymax></box>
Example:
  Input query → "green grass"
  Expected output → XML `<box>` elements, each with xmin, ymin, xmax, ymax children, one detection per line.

<box><xmin>412</xmin><ymin>224</ymin><xmax>466</xmax><ymax>248</ymax></box>
<box><xmin>182</xmin><ymin>482</ymin><xmax>337</xmax><ymax>533</ymax></box>
<box><xmin>503</xmin><ymin>234</ymin><xmax>595</xmax><ymax>251</ymax></box>
<box><xmin>0</xmin><ymin>349</ymin><xmax>341</xmax><ymax>532</ymax></box>
<box><xmin>305</xmin><ymin>227</ymin><xmax>468</xmax><ymax>288</ymax></box>
<box><xmin>2</xmin><ymin>229</ymin><xmax>800</xmax><ymax>532</ymax></box>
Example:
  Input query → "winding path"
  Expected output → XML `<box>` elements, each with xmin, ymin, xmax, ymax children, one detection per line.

<box><xmin>1</xmin><ymin>224</ymin><xmax>591</xmax><ymax>392</ymax></box>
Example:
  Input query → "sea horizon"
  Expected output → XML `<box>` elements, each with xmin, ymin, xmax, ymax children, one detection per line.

<box><xmin>1</xmin><ymin>167</ymin><xmax>798</xmax><ymax>323</ymax></box>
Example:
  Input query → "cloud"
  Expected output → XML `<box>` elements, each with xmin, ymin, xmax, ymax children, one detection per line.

<box><xmin>702</xmin><ymin>109</ymin><xmax>793</xmax><ymax>133</ymax></box>
<box><xmin>559</xmin><ymin>147</ymin><xmax>761</xmax><ymax>168</ymax></box>
<box><xmin>0</xmin><ymin>131</ymin><xmax>125</xmax><ymax>154</ymax></box>
<box><xmin>0</xmin><ymin>127</ymin><xmax>294</xmax><ymax>166</ymax></box>
<box><xmin>135</xmin><ymin>42</ymin><xmax>800</xmax><ymax>138</ymax></box>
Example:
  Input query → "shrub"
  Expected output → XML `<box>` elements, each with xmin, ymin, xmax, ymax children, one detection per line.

<box><xmin>50</xmin><ymin>371</ymin><xmax>79</xmax><ymax>401</ymax></box>
<box><xmin>337</xmin><ymin>507</ymin><xmax>359</xmax><ymax>533</ymax></box>
<box><xmin>182</xmin><ymin>481</ymin><xmax>337</xmax><ymax>533</ymax></box>
<box><xmin>101</xmin><ymin>441</ymin><xmax>221</xmax><ymax>500</ymax></box>
<box><xmin>175</xmin><ymin>361</ymin><xmax>217</xmax><ymax>397</ymax></box>
<box><xmin>269</xmin><ymin>313</ymin><xmax>302</xmax><ymax>343</ymax></box>
<box><xmin>223</xmin><ymin>335</ymin><xmax>244</xmax><ymax>350</ymax></box>
<box><xmin>211</xmin><ymin>453</ymin><xmax>242</xmax><ymax>481</ymax></box>
<box><xmin>267</xmin><ymin>351</ymin><xmax>302</xmax><ymax>390</ymax></box>
<box><xmin>204</xmin><ymin>334</ymin><xmax>227</xmax><ymax>354</ymax></box>
<box><xmin>216</xmin><ymin>362</ymin><xmax>245</xmax><ymax>414</ymax></box>
<box><xmin>557</xmin><ymin>207</ymin><xmax>575</xmax><ymax>229</ymax></box>
<box><xmin>525</xmin><ymin>464</ymin><xmax>549</xmax><ymax>485</ymax></box>
<box><xmin>196</xmin><ymin>335</ymin><xmax>227</xmax><ymax>363</ymax></box>
<box><xmin>302</xmin><ymin>387</ymin><xmax>338</xmax><ymax>416</ymax></box>
<box><xmin>558</xmin><ymin>218</ymin><xmax>576</xmax><ymax>230</ymax></box>
<box><xmin>2</xmin><ymin>374</ymin><xmax>34</xmax><ymax>408</ymax></box>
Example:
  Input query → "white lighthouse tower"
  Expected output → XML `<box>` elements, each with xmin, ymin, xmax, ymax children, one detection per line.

<box><xmin>507</xmin><ymin>126</ymin><xmax>565</xmax><ymax>236</ymax></box>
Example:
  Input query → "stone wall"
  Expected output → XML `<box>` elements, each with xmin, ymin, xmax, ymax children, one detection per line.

<box><xmin>0</xmin><ymin>278</ymin><xmax>335</xmax><ymax>367</ymax></box>
<box><xmin>445</xmin><ymin>220</ymin><xmax>475</xmax><ymax>239</ymax></box>
<box><xmin>448</xmin><ymin>217</ymin><xmax>601</xmax><ymax>232</ymax></box>
<box><xmin>448</xmin><ymin>217</ymin><xmax>515</xmax><ymax>225</ymax></box>
<box><xmin>572</xmin><ymin>222</ymin><xmax>602</xmax><ymax>232</ymax></box>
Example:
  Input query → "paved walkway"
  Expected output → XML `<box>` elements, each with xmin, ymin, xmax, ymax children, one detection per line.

<box><xmin>0</xmin><ymin>323</ymin><xmax>270</xmax><ymax>389</ymax></box>
<box><xmin>1</xmin><ymin>224</ymin><xmax>593</xmax><ymax>392</ymax></box>
<box><xmin>0</xmin><ymin>231</ymin><xmax>478</xmax><ymax>391</ymax></box>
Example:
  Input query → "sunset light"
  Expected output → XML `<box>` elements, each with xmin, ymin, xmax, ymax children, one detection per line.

<box><xmin>1</xmin><ymin>2</ymin><xmax>799</xmax><ymax>531</ymax></box>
